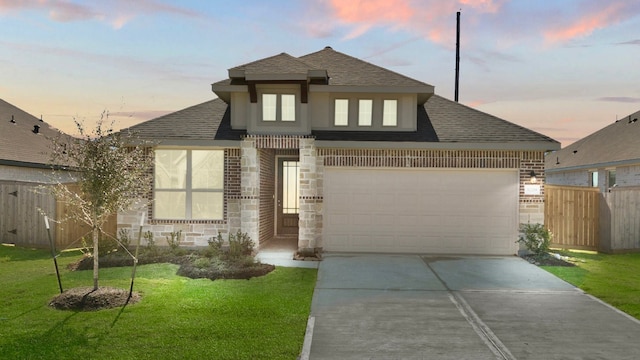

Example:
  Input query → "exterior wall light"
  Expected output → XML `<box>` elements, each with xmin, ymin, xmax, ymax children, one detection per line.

<box><xmin>529</xmin><ymin>170</ymin><xmax>537</xmax><ymax>183</ymax></box>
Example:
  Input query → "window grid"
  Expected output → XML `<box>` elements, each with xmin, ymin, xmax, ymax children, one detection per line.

<box><xmin>262</xmin><ymin>93</ymin><xmax>296</xmax><ymax>122</ymax></box>
<box><xmin>154</xmin><ymin>149</ymin><xmax>224</xmax><ymax>220</ymax></box>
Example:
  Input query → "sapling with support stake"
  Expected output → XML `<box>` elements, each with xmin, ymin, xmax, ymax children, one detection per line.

<box><xmin>44</xmin><ymin>215</ymin><xmax>63</xmax><ymax>294</ymax></box>
<box><xmin>128</xmin><ymin>212</ymin><xmax>145</xmax><ymax>302</ymax></box>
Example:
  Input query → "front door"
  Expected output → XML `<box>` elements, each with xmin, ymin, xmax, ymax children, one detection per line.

<box><xmin>276</xmin><ymin>158</ymin><xmax>299</xmax><ymax>235</ymax></box>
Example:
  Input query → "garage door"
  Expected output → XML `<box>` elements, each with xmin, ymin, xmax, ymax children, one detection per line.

<box><xmin>323</xmin><ymin>168</ymin><xmax>519</xmax><ymax>255</ymax></box>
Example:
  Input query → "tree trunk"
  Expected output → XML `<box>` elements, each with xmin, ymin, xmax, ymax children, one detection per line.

<box><xmin>92</xmin><ymin>224</ymin><xmax>99</xmax><ymax>291</ymax></box>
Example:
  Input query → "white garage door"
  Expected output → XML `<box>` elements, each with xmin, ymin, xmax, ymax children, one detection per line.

<box><xmin>323</xmin><ymin>168</ymin><xmax>519</xmax><ymax>255</ymax></box>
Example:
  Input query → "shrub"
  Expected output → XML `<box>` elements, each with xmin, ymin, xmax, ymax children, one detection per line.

<box><xmin>228</xmin><ymin>230</ymin><xmax>254</xmax><ymax>259</ymax></box>
<box><xmin>193</xmin><ymin>257</ymin><xmax>211</xmax><ymax>269</ymax></box>
<box><xmin>166</xmin><ymin>230</ymin><xmax>182</xmax><ymax>251</ymax></box>
<box><xmin>205</xmin><ymin>233</ymin><xmax>225</xmax><ymax>258</ymax></box>
<box><xmin>518</xmin><ymin>223</ymin><xmax>552</xmax><ymax>258</ymax></box>
<box><xmin>143</xmin><ymin>231</ymin><xmax>157</xmax><ymax>254</ymax></box>
<box><xmin>117</xmin><ymin>228</ymin><xmax>131</xmax><ymax>249</ymax></box>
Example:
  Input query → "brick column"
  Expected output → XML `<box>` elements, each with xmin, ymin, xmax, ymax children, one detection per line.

<box><xmin>240</xmin><ymin>138</ymin><xmax>259</xmax><ymax>246</ymax></box>
<box><xmin>519</xmin><ymin>151</ymin><xmax>546</xmax><ymax>225</ymax></box>
<box><xmin>298</xmin><ymin>138</ymin><xmax>318</xmax><ymax>251</ymax></box>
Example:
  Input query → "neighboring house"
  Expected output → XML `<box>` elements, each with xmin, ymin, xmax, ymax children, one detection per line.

<box><xmin>0</xmin><ymin>99</ymin><xmax>69</xmax><ymax>184</ymax></box>
<box><xmin>120</xmin><ymin>47</ymin><xmax>559</xmax><ymax>255</ymax></box>
<box><xmin>546</xmin><ymin>110</ymin><xmax>640</xmax><ymax>191</ymax></box>
<box><xmin>0</xmin><ymin>99</ymin><xmax>75</xmax><ymax>247</ymax></box>
<box><xmin>546</xmin><ymin>109</ymin><xmax>640</xmax><ymax>251</ymax></box>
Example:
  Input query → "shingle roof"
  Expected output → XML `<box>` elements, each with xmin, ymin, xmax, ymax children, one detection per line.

<box><xmin>124</xmin><ymin>98</ymin><xmax>245</xmax><ymax>141</ymax></box>
<box><xmin>132</xmin><ymin>48</ymin><xmax>558</xmax><ymax>148</ymax></box>
<box><xmin>0</xmin><ymin>99</ymin><xmax>69</xmax><ymax>167</ymax></box>
<box><xmin>425</xmin><ymin>95</ymin><xmax>558</xmax><ymax>144</ymax></box>
<box><xmin>300</xmin><ymin>47</ymin><xmax>431</xmax><ymax>87</ymax></box>
<box><xmin>546</xmin><ymin>109</ymin><xmax>640</xmax><ymax>171</ymax></box>
<box><xmin>230</xmin><ymin>52</ymin><xmax>317</xmax><ymax>76</ymax></box>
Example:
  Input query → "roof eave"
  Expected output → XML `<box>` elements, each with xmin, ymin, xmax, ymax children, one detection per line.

<box><xmin>546</xmin><ymin>158</ymin><xmax>640</xmax><ymax>173</ymax></box>
<box><xmin>310</xmin><ymin>84</ymin><xmax>435</xmax><ymax>95</ymax></box>
<box><xmin>315</xmin><ymin>140</ymin><xmax>560</xmax><ymax>151</ymax></box>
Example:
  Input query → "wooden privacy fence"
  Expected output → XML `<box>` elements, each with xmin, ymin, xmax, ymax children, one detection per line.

<box><xmin>545</xmin><ymin>185</ymin><xmax>600</xmax><ymax>251</ymax></box>
<box><xmin>0</xmin><ymin>182</ymin><xmax>116</xmax><ymax>249</ymax></box>
<box><xmin>602</xmin><ymin>186</ymin><xmax>640</xmax><ymax>251</ymax></box>
<box><xmin>0</xmin><ymin>182</ymin><xmax>55</xmax><ymax>248</ymax></box>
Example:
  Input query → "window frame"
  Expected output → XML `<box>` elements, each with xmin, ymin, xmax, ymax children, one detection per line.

<box><xmin>382</xmin><ymin>99</ymin><xmax>398</xmax><ymax>126</ymax></box>
<box><xmin>261</xmin><ymin>93</ymin><xmax>297</xmax><ymax>122</ymax></box>
<box><xmin>154</xmin><ymin>149</ymin><xmax>225</xmax><ymax>221</ymax></box>
<box><xmin>589</xmin><ymin>170</ymin><xmax>598</xmax><ymax>188</ymax></box>
<box><xmin>334</xmin><ymin>98</ymin><xmax>349</xmax><ymax>126</ymax></box>
<box><xmin>358</xmin><ymin>99</ymin><xmax>373</xmax><ymax>126</ymax></box>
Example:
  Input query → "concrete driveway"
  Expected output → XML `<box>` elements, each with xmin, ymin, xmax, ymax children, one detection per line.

<box><xmin>304</xmin><ymin>254</ymin><xmax>640</xmax><ymax>360</ymax></box>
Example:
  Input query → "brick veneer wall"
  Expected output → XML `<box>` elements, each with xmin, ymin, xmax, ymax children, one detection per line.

<box><xmin>117</xmin><ymin>148</ymin><xmax>242</xmax><ymax>247</ymax></box>
<box><xmin>258</xmin><ymin>149</ymin><xmax>275</xmax><ymax>245</ymax></box>
<box><xmin>317</xmin><ymin>148</ymin><xmax>547</xmax><ymax>229</ymax></box>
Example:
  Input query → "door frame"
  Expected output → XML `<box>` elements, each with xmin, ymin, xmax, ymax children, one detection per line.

<box><xmin>274</xmin><ymin>155</ymin><xmax>300</xmax><ymax>236</ymax></box>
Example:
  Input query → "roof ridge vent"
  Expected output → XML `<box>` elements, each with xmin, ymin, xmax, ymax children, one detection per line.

<box><xmin>629</xmin><ymin>116</ymin><xmax>638</xmax><ymax>124</ymax></box>
<box><xmin>33</xmin><ymin>125</ymin><xmax>40</xmax><ymax>134</ymax></box>
<box><xmin>10</xmin><ymin>115</ymin><xmax>15</xmax><ymax>123</ymax></box>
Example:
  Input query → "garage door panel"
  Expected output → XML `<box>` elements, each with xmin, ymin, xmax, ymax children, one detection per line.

<box><xmin>323</xmin><ymin>168</ymin><xmax>518</xmax><ymax>255</ymax></box>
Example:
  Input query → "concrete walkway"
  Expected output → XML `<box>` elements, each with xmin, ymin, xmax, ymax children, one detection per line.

<box><xmin>304</xmin><ymin>254</ymin><xmax>640</xmax><ymax>360</ymax></box>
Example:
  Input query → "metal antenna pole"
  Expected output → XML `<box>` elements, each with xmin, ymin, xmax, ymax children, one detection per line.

<box><xmin>455</xmin><ymin>10</ymin><xmax>461</xmax><ymax>102</ymax></box>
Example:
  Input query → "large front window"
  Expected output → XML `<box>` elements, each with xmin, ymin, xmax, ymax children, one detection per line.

<box><xmin>154</xmin><ymin>149</ymin><xmax>224</xmax><ymax>220</ymax></box>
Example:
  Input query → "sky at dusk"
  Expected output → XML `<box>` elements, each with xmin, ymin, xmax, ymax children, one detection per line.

<box><xmin>1</xmin><ymin>0</ymin><xmax>640</xmax><ymax>146</ymax></box>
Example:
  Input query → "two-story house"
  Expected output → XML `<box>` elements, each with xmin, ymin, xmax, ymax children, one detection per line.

<box><xmin>120</xmin><ymin>47</ymin><xmax>559</xmax><ymax>255</ymax></box>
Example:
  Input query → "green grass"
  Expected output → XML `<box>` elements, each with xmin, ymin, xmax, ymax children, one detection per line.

<box><xmin>0</xmin><ymin>244</ymin><xmax>317</xmax><ymax>360</ymax></box>
<box><xmin>542</xmin><ymin>250</ymin><xmax>640</xmax><ymax>319</ymax></box>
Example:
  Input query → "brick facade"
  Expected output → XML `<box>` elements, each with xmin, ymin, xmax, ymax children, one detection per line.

<box><xmin>118</xmin><ymin>139</ymin><xmax>547</xmax><ymax>251</ymax></box>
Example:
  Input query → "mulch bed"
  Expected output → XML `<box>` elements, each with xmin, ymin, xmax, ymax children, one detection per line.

<box><xmin>521</xmin><ymin>253</ymin><xmax>576</xmax><ymax>267</ymax></box>
<box><xmin>49</xmin><ymin>287</ymin><xmax>140</xmax><ymax>311</ymax></box>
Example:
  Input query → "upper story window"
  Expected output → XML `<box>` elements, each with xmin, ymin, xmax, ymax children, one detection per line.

<box><xmin>358</xmin><ymin>99</ymin><xmax>372</xmax><ymax>126</ymax></box>
<box><xmin>262</xmin><ymin>93</ymin><xmax>296</xmax><ymax>122</ymax></box>
<box><xmin>383</xmin><ymin>99</ymin><xmax>398</xmax><ymax>126</ymax></box>
<box><xmin>281</xmin><ymin>94</ymin><xmax>295</xmax><ymax>121</ymax></box>
<box><xmin>333</xmin><ymin>97</ymin><xmax>399</xmax><ymax>128</ymax></box>
<box><xmin>154</xmin><ymin>149</ymin><xmax>224</xmax><ymax>220</ymax></box>
<box><xmin>334</xmin><ymin>99</ymin><xmax>349</xmax><ymax>126</ymax></box>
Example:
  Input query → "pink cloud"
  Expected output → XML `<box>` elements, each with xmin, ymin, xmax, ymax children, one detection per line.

<box><xmin>323</xmin><ymin>0</ymin><xmax>506</xmax><ymax>45</ymax></box>
<box><xmin>544</xmin><ymin>2</ymin><xmax>632</xmax><ymax>43</ymax></box>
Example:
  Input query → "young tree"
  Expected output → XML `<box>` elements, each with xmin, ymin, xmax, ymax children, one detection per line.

<box><xmin>50</xmin><ymin>113</ymin><xmax>153</xmax><ymax>290</ymax></box>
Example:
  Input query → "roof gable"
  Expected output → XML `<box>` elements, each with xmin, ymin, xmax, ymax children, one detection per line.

<box><xmin>228</xmin><ymin>52</ymin><xmax>320</xmax><ymax>80</ymax></box>
<box><xmin>546</xmin><ymin>109</ymin><xmax>640</xmax><ymax>171</ymax></box>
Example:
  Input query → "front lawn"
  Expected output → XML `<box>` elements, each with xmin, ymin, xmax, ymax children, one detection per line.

<box><xmin>542</xmin><ymin>250</ymin><xmax>640</xmax><ymax>319</ymax></box>
<box><xmin>0</xmin><ymin>245</ymin><xmax>317</xmax><ymax>360</ymax></box>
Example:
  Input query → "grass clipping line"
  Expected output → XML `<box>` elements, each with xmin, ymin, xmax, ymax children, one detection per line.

<box><xmin>49</xmin><ymin>287</ymin><xmax>141</xmax><ymax>311</ymax></box>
